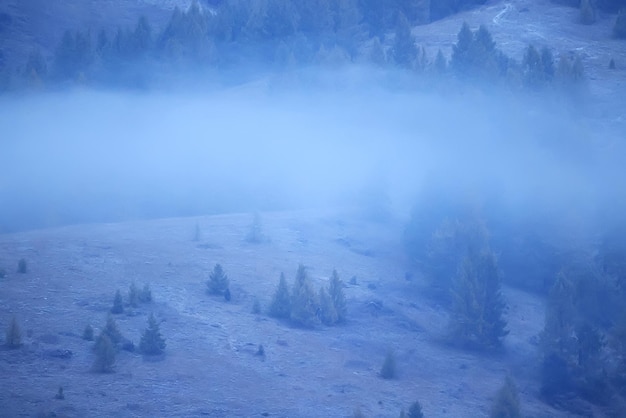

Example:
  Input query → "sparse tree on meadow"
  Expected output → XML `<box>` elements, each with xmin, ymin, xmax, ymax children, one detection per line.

<box><xmin>290</xmin><ymin>264</ymin><xmax>319</xmax><ymax>328</ymax></box>
<box><xmin>128</xmin><ymin>282</ymin><xmax>139</xmax><ymax>308</ymax></box>
<box><xmin>103</xmin><ymin>314</ymin><xmax>122</xmax><ymax>345</ymax></box>
<box><xmin>490</xmin><ymin>375</ymin><xmax>521</xmax><ymax>418</ymax></box>
<box><xmin>380</xmin><ymin>350</ymin><xmax>396</xmax><ymax>379</ymax></box>
<box><xmin>329</xmin><ymin>269</ymin><xmax>347</xmax><ymax>323</ymax></box>
<box><xmin>5</xmin><ymin>316</ymin><xmax>22</xmax><ymax>348</ymax></box>
<box><xmin>269</xmin><ymin>273</ymin><xmax>291</xmax><ymax>319</ymax></box>
<box><xmin>111</xmin><ymin>289</ymin><xmax>124</xmax><ymax>314</ymax></box>
<box><xmin>207</xmin><ymin>263</ymin><xmax>229</xmax><ymax>295</ymax></box>
<box><xmin>319</xmin><ymin>287</ymin><xmax>338</xmax><ymax>325</ymax></box>
<box><xmin>139</xmin><ymin>313</ymin><xmax>166</xmax><ymax>355</ymax></box>
<box><xmin>93</xmin><ymin>333</ymin><xmax>115</xmax><ymax>373</ymax></box>
<box><xmin>407</xmin><ymin>400</ymin><xmax>424</xmax><ymax>418</ymax></box>
<box><xmin>82</xmin><ymin>324</ymin><xmax>94</xmax><ymax>341</ymax></box>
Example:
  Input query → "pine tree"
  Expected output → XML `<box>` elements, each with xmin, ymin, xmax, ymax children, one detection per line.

<box><xmin>329</xmin><ymin>269</ymin><xmax>347</xmax><ymax>322</ymax></box>
<box><xmin>93</xmin><ymin>333</ymin><xmax>115</xmax><ymax>373</ymax></box>
<box><xmin>392</xmin><ymin>12</ymin><xmax>418</xmax><ymax>68</ymax></box>
<box><xmin>451</xmin><ymin>22</ymin><xmax>473</xmax><ymax>74</ymax></box>
<box><xmin>369</xmin><ymin>37</ymin><xmax>387</xmax><ymax>66</ymax></box>
<box><xmin>407</xmin><ymin>401</ymin><xmax>424</xmax><ymax>418</ymax></box>
<box><xmin>615</xmin><ymin>9</ymin><xmax>626</xmax><ymax>39</ymax></box>
<box><xmin>139</xmin><ymin>283</ymin><xmax>153</xmax><ymax>303</ymax></box>
<box><xmin>269</xmin><ymin>273</ymin><xmax>291</xmax><ymax>319</ymax></box>
<box><xmin>434</xmin><ymin>49</ymin><xmax>447</xmax><ymax>74</ymax></box>
<box><xmin>290</xmin><ymin>265</ymin><xmax>319</xmax><ymax>328</ymax></box>
<box><xmin>128</xmin><ymin>282</ymin><xmax>139</xmax><ymax>308</ymax></box>
<box><xmin>490</xmin><ymin>375</ymin><xmax>521</xmax><ymax>418</ymax></box>
<box><xmin>111</xmin><ymin>289</ymin><xmax>124</xmax><ymax>314</ymax></box>
<box><xmin>380</xmin><ymin>350</ymin><xmax>396</xmax><ymax>379</ymax></box>
<box><xmin>580</xmin><ymin>0</ymin><xmax>596</xmax><ymax>24</ymax></box>
<box><xmin>5</xmin><ymin>316</ymin><xmax>22</xmax><ymax>348</ymax></box>
<box><xmin>139</xmin><ymin>313</ymin><xmax>166</xmax><ymax>355</ymax></box>
<box><xmin>207</xmin><ymin>264</ymin><xmax>229</xmax><ymax>295</ymax></box>
<box><xmin>448</xmin><ymin>250</ymin><xmax>508</xmax><ymax>349</ymax></box>
<box><xmin>82</xmin><ymin>324</ymin><xmax>94</xmax><ymax>341</ymax></box>
<box><xmin>319</xmin><ymin>287</ymin><xmax>338</xmax><ymax>325</ymax></box>
<box><xmin>103</xmin><ymin>314</ymin><xmax>122</xmax><ymax>345</ymax></box>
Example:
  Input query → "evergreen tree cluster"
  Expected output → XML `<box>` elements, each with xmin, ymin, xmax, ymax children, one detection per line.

<box><xmin>0</xmin><ymin>1</ymin><xmax>589</xmax><ymax>93</ymax></box>
<box><xmin>268</xmin><ymin>265</ymin><xmax>347</xmax><ymax>328</ymax></box>
<box><xmin>110</xmin><ymin>283</ymin><xmax>153</xmax><ymax>314</ymax></box>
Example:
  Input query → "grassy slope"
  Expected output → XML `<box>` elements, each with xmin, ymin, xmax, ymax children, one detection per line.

<box><xmin>0</xmin><ymin>209</ymin><xmax>570</xmax><ymax>417</ymax></box>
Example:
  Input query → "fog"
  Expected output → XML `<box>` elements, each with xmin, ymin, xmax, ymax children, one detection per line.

<box><xmin>1</xmin><ymin>68</ymin><xmax>625</xmax><ymax>237</ymax></box>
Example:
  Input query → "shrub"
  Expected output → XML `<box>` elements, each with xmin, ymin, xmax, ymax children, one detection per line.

<box><xmin>128</xmin><ymin>282</ymin><xmax>139</xmax><ymax>308</ymax></box>
<box><xmin>17</xmin><ymin>258</ymin><xmax>27</xmax><ymax>274</ymax></box>
<box><xmin>269</xmin><ymin>273</ymin><xmax>291</xmax><ymax>319</ymax></box>
<box><xmin>93</xmin><ymin>333</ymin><xmax>115</xmax><ymax>373</ymax></box>
<box><xmin>290</xmin><ymin>265</ymin><xmax>319</xmax><ymax>328</ymax></box>
<box><xmin>139</xmin><ymin>313</ymin><xmax>166</xmax><ymax>355</ymax></box>
<box><xmin>207</xmin><ymin>264</ymin><xmax>229</xmax><ymax>295</ymax></box>
<box><xmin>256</xmin><ymin>344</ymin><xmax>265</xmax><ymax>356</ymax></box>
<box><xmin>5</xmin><ymin>315</ymin><xmax>22</xmax><ymax>348</ymax></box>
<box><xmin>490</xmin><ymin>375</ymin><xmax>521</xmax><ymax>418</ymax></box>
<box><xmin>82</xmin><ymin>324</ymin><xmax>94</xmax><ymax>341</ymax></box>
<box><xmin>139</xmin><ymin>283</ymin><xmax>152</xmax><ymax>303</ymax></box>
<box><xmin>407</xmin><ymin>401</ymin><xmax>424</xmax><ymax>418</ymax></box>
<box><xmin>380</xmin><ymin>350</ymin><xmax>396</xmax><ymax>379</ymax></box>
<box><xmin>111</xmin><ymin>289</ymin><xmax>124</xmax><ymax>314</ymax></box>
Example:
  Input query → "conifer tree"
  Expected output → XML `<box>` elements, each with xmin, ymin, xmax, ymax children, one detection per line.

<box><xmin>319</xmin><ymin>287</ymin><xmax>338</xmax><ymax>325</ymax></box>
<box><xmin>93</xmin><ymin>333</ymin><xmax>115</xmax><ymax>373</ymax></box>
<box><xmin>290</xmin><ymin>264</ymin><xmax>319</xmax><ymax>328</ymax></box>
<box><xmin>269</xmin><ymin>272</ymin><xmax>291</xmax><ymax>319</ymax></box>
<box><xmin>380</xmin><ymin>350</ymin><xmax>396</xmax><ymax>379</ymax></box>
<box><xmin>329</xmin><ymin>269</ymin><xmax>347</xmax><ymax>322</ymax></box>
<box><xmin>5</xmin><ymin>316</ymin><xmax>22</xmax><ymax>348</ymax></box>
<box><xmin>448</xmin><ymin>250</ymin><xmax>508</xmax><ymax>349</ymax></box>
<box><xmin>407</xmin><ymin>401</ymin><xmax>424</xmax><ymax>418</ymax></box>
<box><xmin>207</xmin><ymin>263</ymin><xmax>229</xmax><ymax>295</ymax></box>
<box><xmin>392</xmin><ymin>12</ymin><xmax>418</xmax><ymax>68</ymax></box>
<box><xmin>128</xmin><ymin>282</ymin><xmax>139</xmax><ymax>308</ymax></box>
<box><xmin>111</xmin><ymin>289</ymin><xmax>124</xmax><ymax>314</ymax></box>
<box><xmin>103</xmin><ymin>314</ymin><xmax>122</xmax><ymax>345</ymax></box>
<box><xmin>490</xmin><ymin>375</ymin><xmax>521</xmax><ymax>418</ymax></box>
<box><xmin>82</xmin><ymin>324</ymin><xmax>94</xmax><ymax>341</ymax></box>
<box><xmin>140</xmin><ymin>313</ymin><xmax>166</xmax><ymax>355</ymax></box>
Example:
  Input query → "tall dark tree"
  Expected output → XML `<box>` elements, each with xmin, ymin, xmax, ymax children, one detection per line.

<box><xmin>449</xmin><ymin>250</ymin><xmax>508</xmax><ymax>349</ymax></box>
<box><xmin>93</xmin><ymin>333</ymin><xmax>115</xmax><ymax>373</ymax></box>
<box><xmin>207</xmin><ymin>263</ymin><xmax>229</xmax><ymax>295</ymax></box>
<box><xmin>391</xmin><ymin>12</ymin><xmax>418</xmax><ymax>68</ymax></box>
<box><xmin>329</xmin><ymin>269</ymin><xmax>347</xmax><ymax>322</ymax></box>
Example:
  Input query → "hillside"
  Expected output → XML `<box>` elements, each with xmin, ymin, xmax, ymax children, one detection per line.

<box><xmin>0</xmin><ymin>209</ymin><xmax>572</xmax><ymax>417</ymax></box>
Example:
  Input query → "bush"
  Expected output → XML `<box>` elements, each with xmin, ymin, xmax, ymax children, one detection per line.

<box><xmin>269</xmin><ymin>273</ymin><xmax>291</xmax><ymax>319</ymax></box>
<box><xmin>490</xmin><ymin>375</ymin><xmax>521</xmax><ymax>418</ymax></box>
<box><xmin>5</xmin><ymin>315</ymin><xmax>22</xmax><ymax>348</ymax></box>
<box><xmin>17</xmin><ymin>258</ymin><xmax>27</xmax><ymax>274</ymax></box>
<box><xmin>380</xmin><ymin>350</ymin><xmax>396</xmax><ymax>379</ymax></box>
<box><xmin>92</xmin><ymin>333</ymin><xmax>115</xmax><ymax>373</ymax></box>
<box><xmin>111</xmin><ymin>289</ymin><xmax>124</xmax><ymax>314</ymax></box>
<box><xmin>82</xmin><ymin>324</ymin><xmax>94</xmax><ymax>341</ymax></box>
<box><xmin>139</xmin><ymin>313</ymin><xmax>166</xmax><ymax>355</ymax></box>
<box><xmin>207</xmin><ymin>264</ymin><xmax>229</xmax><ymax>295</ymax></box>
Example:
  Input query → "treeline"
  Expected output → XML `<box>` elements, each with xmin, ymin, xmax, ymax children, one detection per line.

<box><xmin>0</xmin><ymin>0</ymin><xmax>588</xmax><ymax>92</ymax></box>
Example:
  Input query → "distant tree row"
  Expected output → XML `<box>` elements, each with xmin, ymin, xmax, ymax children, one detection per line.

<box><xmin>0</xmin><ymin>1</ymin><xmax>592</xmax><ymax>93</ymax></box>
